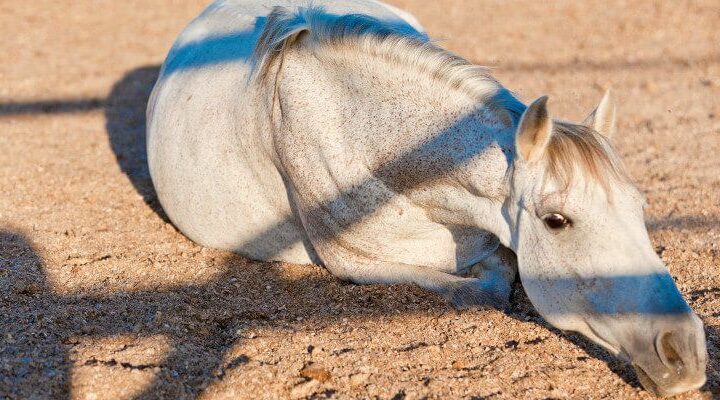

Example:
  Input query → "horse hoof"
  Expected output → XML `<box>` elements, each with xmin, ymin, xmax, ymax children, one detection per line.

<box><xmin>444</xmin><ymin>280</ymin><xmax>509</xmax><ymax>311</ymax></box>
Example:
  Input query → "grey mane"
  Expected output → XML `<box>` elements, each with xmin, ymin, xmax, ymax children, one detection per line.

<box><xmin>250</xmin><ymin>5</ymin><xmax>525</xmax><ymax>121</ymax></box>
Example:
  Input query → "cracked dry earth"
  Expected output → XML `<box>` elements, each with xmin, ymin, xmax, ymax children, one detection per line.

<box><xmin>1</xmin><ymin>1</ymin><xmax>719</xmax><ymax>399</ymax></box>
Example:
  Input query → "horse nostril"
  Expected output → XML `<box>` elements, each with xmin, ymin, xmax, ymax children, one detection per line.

<box><xmin>657</xmin><ymin>331</ymin><xmax>685</xmax><ymax>375</ymax></box>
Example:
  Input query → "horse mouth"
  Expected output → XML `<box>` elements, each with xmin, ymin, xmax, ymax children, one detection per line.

<box><xmin>632</xmin><ymin>363</ymin><xmax>661</xmax><ymax>396</ymax></box>
<box><xmin>631</xmin><ymin>363</ymin><xmax>706</xmax><ymax>397</ymax></box>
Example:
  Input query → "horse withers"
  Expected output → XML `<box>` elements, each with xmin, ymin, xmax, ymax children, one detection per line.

<box><xmin>146</xmin><ymin>0</ymin><xmax>708</xmax><ymax>395</ymax></box>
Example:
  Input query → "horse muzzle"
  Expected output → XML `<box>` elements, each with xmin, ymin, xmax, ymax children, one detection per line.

<box><xmin>625</xmin><ymin>313</ymin><xmax>708</xmax><ymax>397</ymax></box>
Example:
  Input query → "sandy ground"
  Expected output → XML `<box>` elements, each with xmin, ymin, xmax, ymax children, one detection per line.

<box><xmin>1</xmin><ymin>1</ymin><xmax>719</xmax><ymax>399</ymax></box>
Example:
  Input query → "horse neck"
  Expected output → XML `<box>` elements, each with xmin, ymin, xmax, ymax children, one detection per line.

<box><xmin>274</xmin><ymin>43</ymin><xmax>518</xmax><ymax>244</ymax></box>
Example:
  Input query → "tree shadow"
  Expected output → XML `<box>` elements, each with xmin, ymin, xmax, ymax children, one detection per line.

<box><xmin>647</xmin><ymin>215</ymin><xmax>720</xmax><ymax>233</ymax></box>
<box><xmin>0</xmin><ymin>230</ymin><xmax>71</xmax><ymax>398</ymax></box>
<box><xmin>0</xmin><ymin>228</ymin><xmax>450</xmax><ymax>399</ymax></box>
<box><xmin>499</xmin><ymin>53</ymin><xmax>720</xmax><ymax>74</ymax></box>
<box><xmin>3</xmin><ymin>228</ymin><xmax>717</xmax><ymax>398</ymax></box>
<box><xmin>0</xmin><ymin>98</ymin><xmax>105</xmax><ymax>117</ymax></box>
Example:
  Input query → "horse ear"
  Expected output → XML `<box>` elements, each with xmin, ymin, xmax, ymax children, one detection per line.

<box><xmin>583</xmin><ymin>89</ymin><xmax>616</xmax><ymax>138</ymax></box>
<box><xmin>516</xmin><ymin>96</ymin><xmax>553</xmax><ymax>162</ymax></box>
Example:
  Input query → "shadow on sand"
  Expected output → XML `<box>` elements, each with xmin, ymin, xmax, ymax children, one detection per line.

<box><xmin>0</xmin><ymin>228</ymin><xmax>449</xmax><ymax>398</ymax></box>
<box><xmin>2</xmin><ymin>225</ymin><xmax>719</xmax><ymax>398</ymax></box>
<box><xmin>104</xmin><ymin>66</ymin><xmax>167</xmax><ymax>222</ymax></box>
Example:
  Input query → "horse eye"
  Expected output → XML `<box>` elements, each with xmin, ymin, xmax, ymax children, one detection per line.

<box><xmin>543</xmin><ymin>213</ymin><xmax>571</xmax><ymax>230</ymax></box>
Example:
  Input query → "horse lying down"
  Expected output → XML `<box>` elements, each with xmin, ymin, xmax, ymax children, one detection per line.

<box><xmin>146</xmin><ymin>0</ymin><xmax>708</xmax><ymax>396</ymax></box>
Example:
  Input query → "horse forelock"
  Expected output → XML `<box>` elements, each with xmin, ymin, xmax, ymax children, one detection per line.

<box><xmin>543</xmin><ymin>121</ymin><xmax>631</xmax><ymax>195</ymax></box>
<box><xmin>250</xmin><ymin>5</ymin><xmax>523</xmax><ymax>124</ymax></box>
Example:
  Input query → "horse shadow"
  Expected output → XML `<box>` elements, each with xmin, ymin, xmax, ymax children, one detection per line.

<box><xmin>105</xmin><ymin>65</ymin><xmax>167</xmax><ymax>222</ymax></box>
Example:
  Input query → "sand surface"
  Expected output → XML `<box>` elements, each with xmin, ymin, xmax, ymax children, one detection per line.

<box><xmin>1</xmin><ymin>1</ymin><xmax>719</xmax><ymax>399</ymax></box>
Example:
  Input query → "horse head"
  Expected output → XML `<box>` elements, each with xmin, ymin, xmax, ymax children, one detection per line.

<box><xmin>506</xmin><ymin>91</ymin><xmax>707</xmax><ymax>396</ymax></box>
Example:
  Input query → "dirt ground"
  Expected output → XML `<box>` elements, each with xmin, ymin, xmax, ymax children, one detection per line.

<box><xmin>1</xmin><ymin>1</ymin><xmax>719</xmax><ymax>399</ymax></box>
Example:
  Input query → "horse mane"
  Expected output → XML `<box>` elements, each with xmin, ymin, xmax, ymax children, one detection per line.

<box><xmin>546</xmin><ymin>121</ymin><xmax>631</xmax><ymax>192</ymax></box>
<box><xmin>250</xmin><ymin>5</ymin><xmax>525</xmax><ymax>121</ymax></box>
<box><xmin>252</xmin><ymin>6</ymin><xmax>627</xmax><ymax>191</ymax></box>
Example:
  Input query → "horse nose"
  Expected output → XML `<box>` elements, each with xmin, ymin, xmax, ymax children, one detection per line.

<box><xmin>655</xmin><ymin>317</ymin><xmax>706</xmax><ymax>376</ymax></box>
<box><xmin>632</xmin><ymin>315</ymin><xmax>707</xmax><ymax>396</ymax></box>
<box><xmin>655</xmin><ymin>330</ymin><xmax>699</xmax><ymax>375</ymax></box>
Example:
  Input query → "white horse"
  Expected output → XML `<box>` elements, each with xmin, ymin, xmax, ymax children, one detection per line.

<box><xmin>146</xmin><ymin>0</ymin><xmax>707</xmax><ymax>395</ymax></box>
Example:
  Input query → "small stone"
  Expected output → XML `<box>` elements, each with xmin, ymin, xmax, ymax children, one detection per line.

<box><xmin>350</xmin><ymin>372</ymin><xmax>370</xmax><ymax>387</ymax></box>
<box><xmin>300</xmin><ymin>363</ymin><xmax>331</xmax><ymax>382</ymax></box>
<box><xmin>504</xmin><ymin>340</ymin><xmax>519</xmax><ymax>349</ymax></box>
<box><xmin>451</xmin><ymin>359</ymin><xmax>468</xmax><ymax>370</ymax></box>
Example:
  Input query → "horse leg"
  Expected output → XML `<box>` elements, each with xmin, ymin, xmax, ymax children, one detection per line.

<box><xmin>317</xmin><ymin>245</ymin><xmax>513</xmax><ymax>310</ymax></box>
<box><xmin>462</xmin><ymin>243</ymin><xmax>518</xmax><ymax>309</ymax></box>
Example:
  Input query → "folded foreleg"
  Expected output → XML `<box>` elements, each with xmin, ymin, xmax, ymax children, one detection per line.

<box><xmin>317</xmin><ymin>242</ymin><xmax>515</xmax><ymax>310</ymax></box>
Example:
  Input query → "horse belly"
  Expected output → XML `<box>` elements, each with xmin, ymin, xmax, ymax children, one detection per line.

<box><xmin>147</xmin><ymin>69</ymin><xmax>314</xmax><ymax>264</ymax></box>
